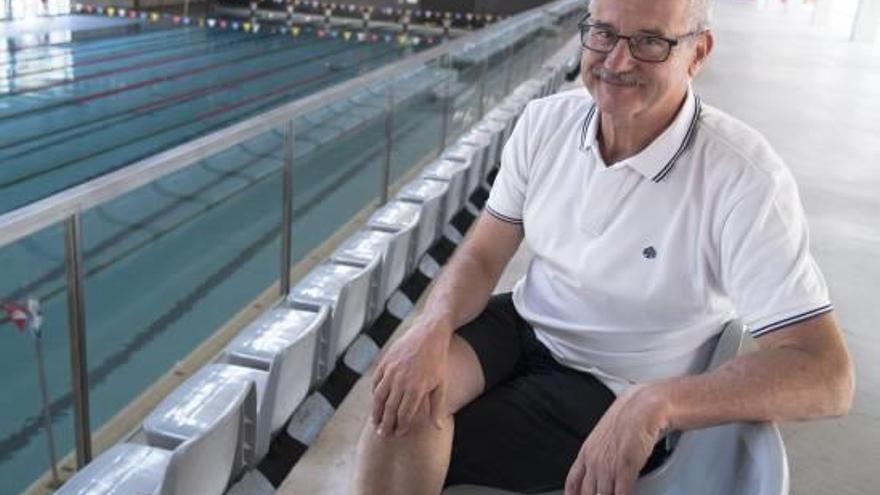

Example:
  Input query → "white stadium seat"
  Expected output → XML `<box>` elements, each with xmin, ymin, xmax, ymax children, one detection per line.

<box><xmin>397</xmin><ymin>178</ymin><xmax>450</xmax><ymax>260</ymax></box>
<box><xmin>223</xmin><ymin>304</ymin><xmax>328</xmax><ymax>460</ymax></box>
<box><xmin>332</xmin><ymin>229</ymin><xmax>405</xmax><ymax>323</ymax></box>
<box><xmin>367</xmin><ymin>200</ymin><xmax>423</xmax><ymax>277</ymax></box>
<box><xmin>289</xmin><ymin>261</ymin><xmax>378</xmax><ymax>382</ymax></box>
<box><xmin>56</xmin><ymin>379</ymin><xmax>249</xmax><ymax>495</ymax></box>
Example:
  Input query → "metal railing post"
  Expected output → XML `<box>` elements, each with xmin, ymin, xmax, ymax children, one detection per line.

<box><xmin>478</xmin><ymin>55</ymin><xmax>488</xmax><ymax>120</ymax></box>
<box><xmin>439</xmin><ymin>56</ymin><xmax>451</xmax><ymax>154</ymax></box>
<box><xmin>280</xmin><ymin>121</ymin><xmax>295</xmax><ymax>296</ymax></box>
<box><xmin>64</xmin><ymin>214</ymin><xmax>92</xmax><ymax>468</ymax></box>
<box><xmin>381</xmin><ymin>86</ymin><xmax>394</xmax><ymax>205</ymax></box>
<box><xmin>504</xmin><ymin>42</ymin><xmax>514</xmax><ymax>95</ymax></box>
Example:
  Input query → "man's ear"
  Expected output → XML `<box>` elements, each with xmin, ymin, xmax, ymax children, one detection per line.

<box><xmin>688</xmin><ymin>30</ymin><xmax>715</xmax><ymax>78</ymax></box>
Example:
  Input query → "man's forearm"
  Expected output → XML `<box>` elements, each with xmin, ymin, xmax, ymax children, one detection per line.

<box><xmin>415</xmin><ymin>248</ymin><xmax>501</xmax><ymax>338</ymax></box>
<box><xmin>644</xmin><ymin>316</ymin><xmax>854</xmax><ymax>433</ymax></box>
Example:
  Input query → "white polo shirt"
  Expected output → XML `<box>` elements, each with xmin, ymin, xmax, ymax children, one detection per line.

<box><xmin>486</xmin><ymin>87</ymin><xmax>832</xmax><ymax>394</ymax></box>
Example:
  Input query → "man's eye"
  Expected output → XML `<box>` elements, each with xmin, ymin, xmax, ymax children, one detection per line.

<box><xmin>593</xmin><ymin>28</ymin><xmax>615</xmax><ymax>39</ymax></box>
<box><xmin>637</xmin><ymin>36</ymin><xmax>667</xmax><ymax>48</ymax></box>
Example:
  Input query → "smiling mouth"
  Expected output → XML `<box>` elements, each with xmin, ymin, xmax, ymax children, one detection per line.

<box><xmin>592</xmin><ymin>68</ymin><xmax>641</xmax><ymax>88</ymax></box>
<box><xmin>601</xmin><ymin>78</ymin><xmax>638</xmax><ymax>87</ymax></box>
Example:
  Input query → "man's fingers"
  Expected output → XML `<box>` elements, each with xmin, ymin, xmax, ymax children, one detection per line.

<box><xmin>613</xmin><ymin>466</ymin><xmax>638</xmax><ymax>495</ymax></box>
<box><xmin>564</xmin><ymin>456</ymin><xmax>585</xmax><ymax>495</ymax></box>
<box><xmin>428</xmin><ymin>384</ymin><xmax>446</xmax><ymax>429</ymax></box>
<box><xmin>580</xmin><ymin>461</ymin><xmax>598</xmax><ymax>495</ymax></box>
<box><xmin>371</xmin><ymin>375</ymin><xmax>391</xmax><ymax>426</ymax></box>
<box><xmin>595</xmin><ymin>471</ymin><xmax>614</xmax><ymax>495</ymax></box>
<box><xmin>395</xmin><ymin>391</ymin><xmax>421</xmax><ymax>436</ymax></box>
<box><xmin>371</xmin><ymin>363</ymin><xmax>385</xmax><ymax>391</ymax></box>
<box><xmin>378</xmin><ymin>387</ymin><xmax>404</xmax><ymax>436</ymax></box>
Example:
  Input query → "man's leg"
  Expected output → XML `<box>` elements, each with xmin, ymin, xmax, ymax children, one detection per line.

<box><xmin>353</xmin><ymin>334</ymin><xmax>484</xmax><ymax>495</ymax></box>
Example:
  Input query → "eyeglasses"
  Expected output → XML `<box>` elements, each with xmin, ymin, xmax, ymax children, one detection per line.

<box><xmin>577</xmin><ymin>15</ymin><xmax>703</xmax><ymax>63</ymax></box>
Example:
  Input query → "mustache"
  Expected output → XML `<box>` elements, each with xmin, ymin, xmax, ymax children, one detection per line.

<box><xmin>590</xmin><ymin>67</ymin><xmax>642</xmax><ymax>86</ymax></box>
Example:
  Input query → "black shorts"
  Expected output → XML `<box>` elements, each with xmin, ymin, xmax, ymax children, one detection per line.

<box><xmin>445</xmin><ymin>293</ymin><xmax>668</xmax><ymax>493</ymax></box>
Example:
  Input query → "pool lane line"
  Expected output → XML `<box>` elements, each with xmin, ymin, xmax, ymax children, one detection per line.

<box><xmin>0</xmin><ymin>30</ymin><xmax>272</xmax><ymax>86</ymax></box>
<box><xmin>0</xmin><ymin>25</ymin><xmax>190</xmax><ymax>59</ymax></box>
<box><xmin>0</xmin><ymin>44</ymin><xmax>399</xmax><ymax>208</ymax></box>
<box><xmin>0</xmin><ymin>38</ymin><xmax>336</xmax><ymax>151</ymax></box>
<box><xmin>0</xmin><ymin>107</ymin><xmax>432</xmax><ymax>459</ymax></box>
<box><xmin>0</xmin><ymin>34</ymin><xmax>338</xmax><ymax>124</ymax></box>
<box><xmin>195</xmin><ymin>47</ymin><xmax>402</xmax><ymax>120</ymax></box>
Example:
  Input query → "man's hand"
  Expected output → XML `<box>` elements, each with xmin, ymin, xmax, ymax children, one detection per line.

<box><xmin>565</xmin><ymin>385</ymin><xmax>668</xmax><ymax>495</ymax></box>
<box><xmin>371</xmin><ymin>319</ymin><xmax>452</xmax><ymax>437</ymax></box>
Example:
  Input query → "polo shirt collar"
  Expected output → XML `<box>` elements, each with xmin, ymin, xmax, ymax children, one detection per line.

<box><xmin>579</xmin><ymin>87</ymin><xmax>702</xmax><ymax>183</ymax></box>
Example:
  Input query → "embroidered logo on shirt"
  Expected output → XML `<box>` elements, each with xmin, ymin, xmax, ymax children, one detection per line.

<box><xmin>643</xmin><ymin>246</ymin><xmax>657</xmax><ymax>259</ymax></box>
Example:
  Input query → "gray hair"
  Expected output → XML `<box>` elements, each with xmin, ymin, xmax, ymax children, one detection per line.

<box><xmin>689</xmin><ymin>0</ymin><xmax>714</xmax><ymax>31</ymax></box>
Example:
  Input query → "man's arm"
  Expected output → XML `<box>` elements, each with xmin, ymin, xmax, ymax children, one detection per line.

<box><xmin>566</xmin><ymin>312</ymin><xmax>854</xmax><ymax>495</ymax></box>
<box><xmin>655</xmin><ymin>311</ymin><xmax>853</xmax><ymax>428</ymax></box>
<box><xmin>371</xmin><ymin>212</ymin><xmax>524</xmax><ymax>436</ymax></box>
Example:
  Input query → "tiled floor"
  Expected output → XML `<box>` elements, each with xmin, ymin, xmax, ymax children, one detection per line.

<box><xmin>280</xmin><ymin>1</ymin><xmax>880</xmax><ymax>494</ymax></box>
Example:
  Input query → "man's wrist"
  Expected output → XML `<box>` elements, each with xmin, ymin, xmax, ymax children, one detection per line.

<box><xmin>413</xmin><ymin>312</ymin><xmax>457</xmax><ymax>338</ymax></box>
<box><xmin>636</xmin><ymin>382</ymin><xmax>676</xmax><ymax>435</ymax></box>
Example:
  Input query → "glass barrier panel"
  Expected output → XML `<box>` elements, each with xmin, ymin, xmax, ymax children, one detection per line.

<box><xmin>447</xmin><ymin>46</ymin><xmax>485</xmax><ymax>139</ymax></box>
<box><xmin>485</xmin><ymin>38</ymin><xmax>514</xmax><ymax>110</ymax></box>
<box><xmin>290</xmin><ymin>80</ymin><xmax>387</xmax><ymax>265</ymax></box>
<box><xmin>388</xmin><ymin>60</ymin><xmax>449</xmax><ymax>184</ymax></box>
<box><xmin>79</xmin><ymin>127</ymin><xmax>286</xmax><ymax>437</ymax></box>
<box><xmin>0</xmin><ymin>224</ymin><xmax>72</xmax><ymax>495</ymax></box>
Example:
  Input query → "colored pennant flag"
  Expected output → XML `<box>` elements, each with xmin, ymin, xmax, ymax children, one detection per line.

<box><xmin>1</xmin><ymin>299</ymin><xmax>42</xmax><ymax>337</ymax></box>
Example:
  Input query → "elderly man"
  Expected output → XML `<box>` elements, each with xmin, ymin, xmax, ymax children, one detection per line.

<box><xmin>354</xmin><ymin>0</ymin><xmax>854</xmax><ymax>493</ymax></box>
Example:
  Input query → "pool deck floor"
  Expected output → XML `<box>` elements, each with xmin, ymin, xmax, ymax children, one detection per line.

<box><xmin>279</xmin><ymin>1</ymin><xmax>880</xmax><ymax>494</ymax></box>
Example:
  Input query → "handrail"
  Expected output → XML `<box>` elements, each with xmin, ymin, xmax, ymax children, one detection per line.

<box><xmin>0</xmin><ymin>0</ymin><xmax>579</xmax><ymax>248</ymax></box>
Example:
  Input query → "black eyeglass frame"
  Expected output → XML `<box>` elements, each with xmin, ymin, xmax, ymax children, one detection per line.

<box><xmin>577</xmin><ymin>14</ymin><xmax>704</xmax><ymax>63</ymax></box>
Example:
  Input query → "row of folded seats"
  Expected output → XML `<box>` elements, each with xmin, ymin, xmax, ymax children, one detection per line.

<box><xmin>55</xmin><ymin>57</ymin><xmax>571</xmax><ymax>495</ymax></box>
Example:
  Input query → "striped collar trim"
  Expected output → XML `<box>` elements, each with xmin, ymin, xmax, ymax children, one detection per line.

<box><xmin>578</xmin><ymin>89</ymin><xmax>703</xmax><ymax>183</ymax></box>
<box><xmin>578</xmin><ymin>104</ymin><xmax>598</xmax><ymax>153</ymax></box>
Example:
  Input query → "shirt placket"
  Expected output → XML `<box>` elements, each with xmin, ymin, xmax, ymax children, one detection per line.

<box><xmin>583</xmin><ymin>156</ymin><xmax>641</xmax><ymax>236</ymax></box>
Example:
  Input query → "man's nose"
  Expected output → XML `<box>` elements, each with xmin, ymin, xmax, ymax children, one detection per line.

<box><xmin>603</xmin><ymin>38</ymin><xmax>637</xmax><ymax>72</ymax></box>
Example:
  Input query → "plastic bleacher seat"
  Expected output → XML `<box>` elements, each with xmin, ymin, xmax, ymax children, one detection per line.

<box><xmin>443</xmin><ymin>141</ymin><xmax>485</xmax><ymax>200</ymax></box>
<box><xmin>222</xmin><ymin>304</ymin><xmax>329</xmax><ymax>460</ymax></box>
<box><xmin>367</xmin><ymin>200</ymin><xmax>423</xmax><ymax>277</ymax></box>
<box><xmin>454</xmin><ymin>134</ymin><xmax>490</xmax><ymax>178</ymax></box>
<box><xmin>56</xmin><ymin>377</ymin><xmax>251</xmax><ymax>495</ymax></box>
<box><xmin>443</xmin><ymin>320</ymin><xmax>790</xmax><ymax>495</ymax></box>
<box><xmin>397</xmin><ymin>179</ymin><xmax>450</xmax><ymax>260</ymax></box>
<box><xmin>332</xmin><ymin>229</ymin><xmax>401</xmax><ymax>325</ymax></box>
<box><xmin>289</xmin><ymin>261</ymin><xmax>378</xmax><ymax>382</ymax></box>
<box><xmin>143</xmin><ymin>364</ymin><xmax>259</xmax><ymax>475</ymax></box>
<box><xmin>486</xmin><ymin>107</ymin><xmax>518</xmax><ymax>144</ymax></box>
<box><xmin>468</xmin><ymin>126</ymin><xmax>502</xmax><ymax>172</ymax></box>
<box><xmin>423</xmin><ymin>159</ymin><xmax>471</xmax><ymax>223</ymax></box>
<box><xmin>474</xmin><ymin>120</ymin><xmax>508</xmax><ymax>172</ymax></box>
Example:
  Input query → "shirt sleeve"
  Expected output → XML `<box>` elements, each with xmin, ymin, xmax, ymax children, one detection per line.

<box><xmin>485</xmin><ymin>102</ymin><xmax>535</xmax><ymax>225</ymax></box>
<box><xmin>719</xmin><ymin>167</ymin><xmax>832</xmax><ymax>337</ymax></box>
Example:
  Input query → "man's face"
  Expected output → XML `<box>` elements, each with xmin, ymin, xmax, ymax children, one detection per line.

<box><xmin>581</xmin><ymin>0</ymin><xmax>706</xmax><ymax>120</ymax></box>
